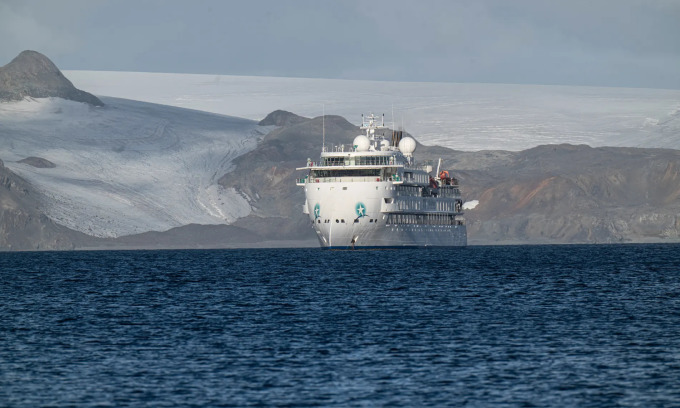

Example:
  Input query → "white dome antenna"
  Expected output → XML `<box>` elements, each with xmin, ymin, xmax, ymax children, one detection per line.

<box><xmin>398</xmin><ymin>136</ymin><xmax>416</xmax><ymax>155</ymax></box>
<box><xmin>353</xmin><ymin>135</ymin><xmax>370</xmax><ymax>151</ymax></box>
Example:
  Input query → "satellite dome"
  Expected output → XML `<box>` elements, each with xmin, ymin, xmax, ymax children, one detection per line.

<box><xmin>398</xmin><ymin>136</ymin><xmax>416</xmax><ymax>154</ymax></box>
<box><xmin>353</xmin><ymin>135</ymin><xmax>370</xmax><ymax>152</ymax></box>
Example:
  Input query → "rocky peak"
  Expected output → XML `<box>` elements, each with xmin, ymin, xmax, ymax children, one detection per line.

<box><xmin>0</xmin><ymin>50</ymin><xmax>104</xmax><ymax>106</ymax></box>
<box><xmin>259</xmin><ymin>110</ymin><xmax>307</xmax><ymax>126</ymax></box>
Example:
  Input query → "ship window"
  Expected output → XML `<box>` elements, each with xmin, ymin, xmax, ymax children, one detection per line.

<box><xmin>341</xmin><ymin>219</ymin><xmax>345</xmax><ymax>223</ymax></box>
<box><xmin>317</xmin><ymin>220</ymin><xmax>321</xmax><ymax>223</ymax></box>
<box><xmin>384</xmin><ymin>198</ymin><xmax>393</xmax><ymax>204</ymax></box>
<box><xmin>323</xmin><ymin>157</ymin><xmax>346</xmax><ymax>166</ymax></box>
<box><xmin>354</xmin><ymin>219</ymin><xmax>359</xmax><ymax>223</ymax></box>
<box><xmin>356</xmin><ymin>156</ymin><xmax>390</xmax><ymax>166</ymax></box>
<box><xmin>343</xmin><ymin>187</ymin><xmax>347</xmax><ymax>190</ymax></box>
<box><xmin>311</xmin><ymin>169</ymin><xmax>380</xmax><ymax>178</ymax></box>
<box><xmin>336</xmin><ymin>219</ymin><xmax>339</xmax><ymax>223</ymax></box>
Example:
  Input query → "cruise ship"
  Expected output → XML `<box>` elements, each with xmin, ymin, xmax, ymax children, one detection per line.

<box><xmin>296</xmin><ymin>113</ymin><xmax>467</xmax><ymax>249</ymax></box>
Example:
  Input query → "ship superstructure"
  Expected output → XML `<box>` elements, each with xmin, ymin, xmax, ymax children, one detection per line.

<box><xmin>296</xmin><ymin>113</ymin><xmax>466</xmax><ymax>249</ymax></box>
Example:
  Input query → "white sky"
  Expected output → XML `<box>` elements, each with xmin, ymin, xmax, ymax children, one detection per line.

<box><xmin>1</xmin><ymin>0</ymin><xmax>679</xmax><ymax>89</ymax></box>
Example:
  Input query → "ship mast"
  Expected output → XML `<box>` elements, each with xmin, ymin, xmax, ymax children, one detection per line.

<box><xmin>360</xmin><ymin>113</ymin><xmax>386</xmax><ymax>150</ymax></box>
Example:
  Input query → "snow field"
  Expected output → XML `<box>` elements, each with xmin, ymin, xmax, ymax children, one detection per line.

<box><xmin>66</xmin><ymin>71</ymin><xmax>680</xmax><ymax>151</ymax></box>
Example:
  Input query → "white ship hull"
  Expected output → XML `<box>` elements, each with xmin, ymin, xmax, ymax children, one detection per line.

<box><xmin>313</xmin><ymin>221</ymin><xmax>467</xmax><ymax>249</ymax></box>
<box><xmin>304</xmin><ymin>180</ymin><xmax>467</xmax><ymax>249</ymax></box>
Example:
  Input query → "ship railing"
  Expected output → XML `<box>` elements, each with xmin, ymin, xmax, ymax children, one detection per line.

<box><xmin>325</xmin><ymin>144</ymin><xmax>397</xmax><ymax>153</ymax></box>
<box><xmin>388</xmin><ymin>206</ymin><xmax>464</xmax><ymax>215</ymax></box>
<box><xmin>298</xmin><ymin>163</ymin><xmax>405</xmax><ymax>169</ymax></box>
<box><xmin>318</xmin><ymin>161</ymin><xmax>404</xmax><ymax>167</ymax></box>
<box><xmin>436</xmin><ymin>188</ymin><xmax>462</xmax><ymax>198</ymax></box>
<box><xmin>302</xmin><ymin>176</ymin><xmax>404</xmax><ymax>184</ymax></box>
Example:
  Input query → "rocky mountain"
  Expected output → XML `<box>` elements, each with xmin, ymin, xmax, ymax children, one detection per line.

<box><xmin>220</xmin><ymin>112</ymin><xmax>680</xmax><ymax>246</ymax></box>
<box><xmin>0</xmin><ymin>159</ymin><xmax>92</xmax><ymax>250</ymax></box>
<box><xmin>445</xmin><ymin>145</ymin><xmax>680</xmax><ymax>244</ymax></box>
<box><xmin>0</xmin><ymin>50</ymin><xmax>103</xmax><ymax>106</ymax></box>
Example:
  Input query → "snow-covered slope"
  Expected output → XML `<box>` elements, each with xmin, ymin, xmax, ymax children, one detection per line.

<box><xmin>0</xmin><ymin>97</ymin><xmax>264</xmax><ymax>237</ymax></box>
<box><xmin>66</xmin><ymin>71</ymin><xmax>680</xmax><ymax>151</ymax></box>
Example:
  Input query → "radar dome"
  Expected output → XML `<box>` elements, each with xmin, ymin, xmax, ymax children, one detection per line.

<box><xmin>398</xmin><ymin>136</ymin><xmax>416</xmax><ymax>154</ymax></box>
<box><xmin>353</xmin><ymin>135</ymin><xmax>370</xmax><ymax>152</ymax></box>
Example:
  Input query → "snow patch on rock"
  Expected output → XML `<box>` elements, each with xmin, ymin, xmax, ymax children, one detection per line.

<box><xmin>463</xmin><ymin>200</ymin><xmax>479</xmax><ymax>210</ymax></box>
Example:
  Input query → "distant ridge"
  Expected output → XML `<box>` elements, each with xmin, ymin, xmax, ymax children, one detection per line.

<box><xmin>258</xmin><ymin>110</ymin><xmax>307</xmax><ymax>126</ymax></box>
<box><xmin>0</xmin><ymin>50</ymin><xmax>103</xmax><ymax>106</ymax></box>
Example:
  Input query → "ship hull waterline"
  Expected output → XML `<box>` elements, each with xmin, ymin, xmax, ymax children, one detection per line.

<box><xmin>305</xmin><ymin>180</ymin><xmax>467</xmax><ymax>249</ymax></box>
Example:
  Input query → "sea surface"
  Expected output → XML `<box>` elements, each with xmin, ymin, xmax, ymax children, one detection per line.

<box><xmin>1</xmin><ymin>245</ymin><xmax>679</xmax><ymax>407</ymax></box>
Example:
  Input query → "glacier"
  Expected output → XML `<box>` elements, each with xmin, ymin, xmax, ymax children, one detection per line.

<box><xmin>0</xmin><ymin>97</ymin><xmax>264</xmax><ymax>237</ymax></box>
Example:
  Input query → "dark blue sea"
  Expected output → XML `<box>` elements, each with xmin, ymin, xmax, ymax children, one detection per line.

<box><xmin>1</xmin><ymin>245</ymin><xmax>679</xmax><ymax>407</ymax></box>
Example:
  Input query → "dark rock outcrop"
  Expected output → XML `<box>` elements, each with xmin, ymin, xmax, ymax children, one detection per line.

<box><xmin>18</xmin><ymin>157</ymin><xmax>56</xmax><ymax>168</ymax></box>
<box><xmin>0</xmin><ymin>50</ymin><xmax>103</xmax><ymax>106</ymax></box>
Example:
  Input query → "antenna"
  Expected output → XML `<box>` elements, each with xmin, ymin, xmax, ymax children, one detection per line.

<box><xmin>391</xmin><ymin>104</ymin><xmax>395</xmax><ymax>131</ymax></box>
<box><xmin>322</xmin><ymin>104</ymin><xmax>325</xmax><ymax>152</ymax></box>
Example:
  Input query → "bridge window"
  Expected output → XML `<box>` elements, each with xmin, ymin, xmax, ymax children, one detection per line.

<box><xmin>355</xmin><ymin>156</ymin><xmax>391</xmax><ymax>166</ymax></box>
<box><xmin>311</xmin><ymin>169</ymin><xmax>380</xmax><ymax>178</ymax></box>
<box><xmin>322</xmin><ymin>157</ymin><xmax>346</xmax><ymax>166</ymax></box>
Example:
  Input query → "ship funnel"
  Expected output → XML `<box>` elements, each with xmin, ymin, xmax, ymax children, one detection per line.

<box><xmin>392</xmin><ymin>130</ymin><xmax>403</xmax><ymax>146</ymax></box>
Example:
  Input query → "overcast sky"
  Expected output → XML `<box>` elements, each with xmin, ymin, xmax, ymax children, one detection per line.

<box><xmin>1</xmin><ymin>0</ymin><xmax>679</xmax><ymax>89</ymax></box>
